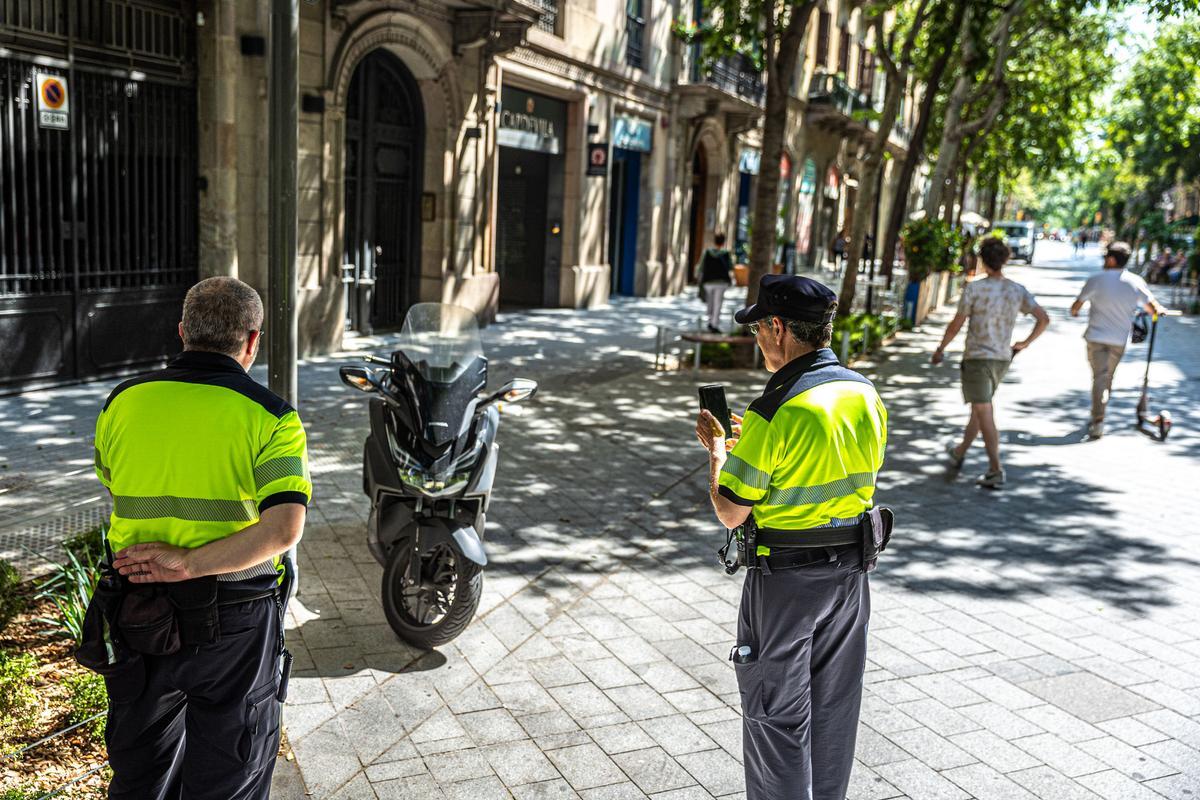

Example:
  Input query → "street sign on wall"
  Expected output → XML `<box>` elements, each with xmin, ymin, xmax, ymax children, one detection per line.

<box><xmin>587</xmin><ymin>142</ymin><xmax>609</xmax><ymax>177</ymax></box>
<box><xmin>36</xmin><ymin>73</ymin><xmax>69</xmax><ymax>129</ymax></box>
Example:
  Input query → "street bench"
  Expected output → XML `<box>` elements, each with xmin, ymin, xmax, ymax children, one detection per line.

<box><xmin>655</xmin><ymin>328</ymin><xmax>760</xmax><ymax>372</ymax></box>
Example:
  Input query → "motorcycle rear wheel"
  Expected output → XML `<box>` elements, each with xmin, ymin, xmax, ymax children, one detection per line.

<box><xmin>381</xmin><ymin>534</ymin><xmax>482</xmax><ymax>649</ymax></box>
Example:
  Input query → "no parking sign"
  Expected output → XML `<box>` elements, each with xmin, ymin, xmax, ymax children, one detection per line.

<box><xmin>36</xmin><ymin>73</ymin><xmax>69</xmax><ymax>130</ymax></box>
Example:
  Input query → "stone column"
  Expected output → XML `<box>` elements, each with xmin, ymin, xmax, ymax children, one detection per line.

<box><xmin>196</xmin><ymin>0</ymin><xmax>240</xmax><ymax>278</ymax></box>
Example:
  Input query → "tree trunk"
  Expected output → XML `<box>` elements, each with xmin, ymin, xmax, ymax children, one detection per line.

<box><xmin>838</xmin><ymin>21</ymin><xmax>905</xmax><ymax>314</ymax></box>
<box><xmin>924</xmin><ymin>0</ymin><xmax>1024</xmax><ymax>217</ymax></box>
<box><xmin>881</xmin><ymin>0</ymin><xmax>967</xmax><ymax>284</ymax></box>
<box><xmin>746</xmin><ymin>3</ymin><xmax>814</xmax><ymax>304</ymax></box>
<box><xmin>984</xmin><ymin>175</ymin><xmax>999</xmax><ymax>221</ymax></box>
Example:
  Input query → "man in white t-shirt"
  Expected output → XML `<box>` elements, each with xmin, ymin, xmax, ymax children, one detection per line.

<box><xmin>1070</xmin><ymin>241</ymin><xmax>1165</xmax><ymax>438</ymax></box>
<box><xmin>932</xmin><ymin>238</ymin><xmax>1050</xmax><ymax>489</ymax></box>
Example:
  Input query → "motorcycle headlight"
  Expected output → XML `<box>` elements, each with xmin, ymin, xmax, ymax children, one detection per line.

<box><xmin>398</xmin><ymin>469</ymin><xmax>471</xmax><ymax>498</ymax></box>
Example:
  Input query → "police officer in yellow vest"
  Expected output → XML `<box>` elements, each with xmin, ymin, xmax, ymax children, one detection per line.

<box><xmin>89</xmin><ymin>277</ymin><xmax>311</xmax><ymax>799</ymax></box>
<box><xmin>695</xmin><ymin>275</ymin><xmax>887</xmax><ymax>800</ymax></box>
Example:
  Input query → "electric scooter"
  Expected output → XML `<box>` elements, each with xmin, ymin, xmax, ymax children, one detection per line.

<box><xmin>1135</xmin><ymin>311</ymin><xmax>1177</xmax><ymax>442</ymax></box>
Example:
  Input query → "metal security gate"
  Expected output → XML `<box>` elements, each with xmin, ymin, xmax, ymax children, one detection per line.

<box><xmin>0</xmin><ymin>0</ymin><xmax>197</xmax><ymax>393</ymax></box>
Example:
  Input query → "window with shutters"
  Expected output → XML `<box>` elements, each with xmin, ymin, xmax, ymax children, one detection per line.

<box><xmin>816</xmin><ymin>11</ymin><xmax>831</xmax><ymax>68</ymax></box>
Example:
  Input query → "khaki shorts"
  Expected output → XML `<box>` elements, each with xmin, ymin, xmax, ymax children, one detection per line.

<box><xmin>961</xmin><ymin>358</ymin><xmax>1010</xmax><ymax>403</ymax></box>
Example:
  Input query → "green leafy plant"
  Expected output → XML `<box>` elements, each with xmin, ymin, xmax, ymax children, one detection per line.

<box><xmin>0</xmin><ymin>559</ymin><xmax>23</xmax><ymax>635</ymax></box>
<box><xmin>36</xmin><ymin>531</ymin><xmax>104</xmax><ymax>645</ymax></box>
<box><xmin>901</xmin><ymin>219</ymin><xmax>965</xmax><ymax>282</ymax></box>
<box><xmin>64</xmin><ymin>672</ymin><xmax>108</xmax><ymax>740</ymax></box>
<box><xmin>0</xmin><ymin>786</ymin><xmax>38</xmax><ymax>800</ymax></box>
<box><xmin>0</xmin><ymin>649</ymin><xmax>40</xmax><ymax>749</ymax></box>
<box><xmin>832</xmin><ymin>313</ymin><xmax>892</xmax><ymax>356</ymax></box>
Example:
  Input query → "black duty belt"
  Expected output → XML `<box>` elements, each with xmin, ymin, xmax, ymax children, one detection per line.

<box><xmin>756</xmin><ymin>522</ymin><xmax>863</xmax><ymax>549</ymax></box>
<box><xmin>763</xmin><ymin>543</ymin><xmax>859</xmax><ymax>570</ymax></box>
<box><xmin>216</xmin><ymin>584</ymin><xmax>278</xmax><ymax>606</ymax></box>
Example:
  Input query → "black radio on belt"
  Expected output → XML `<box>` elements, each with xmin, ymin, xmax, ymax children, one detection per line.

<box><xmin>719</xmin><ymin>518</ymin><xmax>758</xmax><ymax>574</ymax></box>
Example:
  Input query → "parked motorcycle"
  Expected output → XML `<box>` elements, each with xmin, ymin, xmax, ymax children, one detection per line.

<box><xmin>339</xmin><ymin>303</ymin><xmax>536</xmax><ymax>648</ymax></box>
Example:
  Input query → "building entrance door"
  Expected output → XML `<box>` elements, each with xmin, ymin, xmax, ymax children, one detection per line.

<box><xmin>687</xmin><ymin>147</ymin><xmax>709</xmax><ymax>283</ymax></box>
<box><xmin>343</xmin><ymin>50</ymin><xmax>424</xmax><ymax>332</ymax></box>
<box><xmin>607</xmin><ymin>148</ymin><xmax>641</xmax><ymax>296</ymax></box>
<box><xmin>496</xmin><ymin>148</ymin><xmax>552</xmax><ymax>307</ymax></box>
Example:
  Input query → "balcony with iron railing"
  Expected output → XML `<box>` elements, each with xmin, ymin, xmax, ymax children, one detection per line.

<box><xmin>686</xmin><ymin>46</ymin><xmax>765</xmax><ymax>105</ymax></box>
<box><xmin>807</xmin><ymin>70</ymin><xmax>869</xmax><ymax>118</ymax></box>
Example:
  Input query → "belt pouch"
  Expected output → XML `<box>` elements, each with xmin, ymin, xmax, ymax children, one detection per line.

<box><xmin>117</xmin><ymin>586</ymin><xmax>181</xmax><ymax>655</ymax></box>
<box><xmin>169</xmin><ymin>576</ymin><xmax>220</xmax><ymax>646</ymax></box>
<box><xmin>861</xmin><ymin>507</ymin><xmax>895</xmax><ymax>573</ymax></box>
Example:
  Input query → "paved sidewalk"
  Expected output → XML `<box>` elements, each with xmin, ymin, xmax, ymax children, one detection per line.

<box><xmin>4</xmin><ymin>241</ymin><xmax>1200</xmax><ymax>798</ymax></box>
<box><xmin>277</xmin><ymin>241</ymin><xmax>1200</xmax><ymax>799</ymax></box>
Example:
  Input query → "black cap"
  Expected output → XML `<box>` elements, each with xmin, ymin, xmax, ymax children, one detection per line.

<box><xmin>734</xmin><ymin>274</ymin><xmax>838</xmax><ymax>324</ymax></box>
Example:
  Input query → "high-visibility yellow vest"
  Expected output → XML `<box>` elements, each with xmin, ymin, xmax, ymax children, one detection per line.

<box><xmin>718</xmin><ymin>349</ymin><xmax>886</xmax><ymax>552</ymax></box>
<box><xmin>94</xmin><ymin>350</ymin><xmax>312</xmax><ymax>581</ymax></box>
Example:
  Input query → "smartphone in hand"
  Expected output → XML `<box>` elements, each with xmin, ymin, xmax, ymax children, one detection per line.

<box><xmin>698</xmin><ymin>384</ymin><xmax>734</xmax><ymax>439</ymax></box>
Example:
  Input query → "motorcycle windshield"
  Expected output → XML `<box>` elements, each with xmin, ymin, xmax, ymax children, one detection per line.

<box><xmin>396</xmin><ymin>303</ymin><xmax>484</xmax><ymax>384</ymax></box>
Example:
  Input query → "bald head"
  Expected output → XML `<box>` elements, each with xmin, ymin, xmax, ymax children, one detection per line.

<box><xmin>181</xmin><ymin>277</ymin><xmax>264</xmax><ymax>358</ymax></box>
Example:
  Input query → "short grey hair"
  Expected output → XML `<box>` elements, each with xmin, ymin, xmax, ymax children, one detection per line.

<box><xmin>181</xmin><ymin>277</ymin><xmax>263</xmax><ymax>356</ymax></box>
<box><xmin>781</xmin><ymin>302</ymin><xmax>837</xmax><ymax>349</ymax></box>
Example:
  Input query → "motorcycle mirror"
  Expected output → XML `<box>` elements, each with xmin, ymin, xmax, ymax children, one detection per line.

<box><xmin>340</xmin><ymin>365</ymin><xmax>383</xmax><ymax>394</ymax></box>
<box><xmin>489</xmin><ymin>378</ymin><xmax>538</xmax><ymax>405</ymax></box>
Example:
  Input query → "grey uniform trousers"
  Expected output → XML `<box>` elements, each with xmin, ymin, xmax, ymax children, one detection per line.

<box><xmin>734</xmin><ymin>552</ymin><xmax>870</xmax><ymax>800</ymax></box>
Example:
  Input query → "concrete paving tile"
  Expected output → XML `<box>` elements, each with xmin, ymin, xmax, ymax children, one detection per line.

<box><xmin>417</xmin><ymin>736</ymin><xmax>478</xmax><ymax>757</ymax></box>
<box><xmin>1140</xmin><ymin>738</ymin><xmax>1200</xmax><ymax>777</ymax></box>
<box><xmin>425</xmin><ymin>748</ymin><xmax>495</xmax><ymax>784</ymax></box>
<box><xmin>1076</xmin><ymin>769</ymin><xmax>1172</xmax><ymax>800</ymax></box>
<box><xmin>960</xmin><ymin>676</ymin><xmax>1043</xmax><ymax>711</ymax></box>
<box><xmin>495</xmin><ymin>680</ymin><xmax>561</xmax><ymax>716</ymax></box>
<box><xmin>1011</xmin><ymin>733</ymin><xmax>1108</xmax><ymax>778</ymax></box>
<box><xmin>460</xmin><ymin>708</ymin><xmax>529</xmax><ymax>745</ymax></box>
<box><xmin>1096</xmin><ymin>716</ymin><xmax>1172</xmax><ymax>747</ymax></box>
<box><xmin>647</xmin><ymin>788</ymin><xmax>712</xmax><ymax>800</ymax></box>
<box><xmin>1143</xmin><ymin>773</ymin><xmax>1200</xmax><ymax>800</ymax></box>
<box><xmin>442</xmin><ymin>680</ymin><xmax>504</xmax><ymax>715</ymax></box>
<box><xmin>611</xmin><ymin>747</ymin><xmax>697</xmax><ymax>794</ymax></box>
<box><xmin>547</xmin><ymin>743</ymin><xmax>628</xmax><ymax>791</ymax></box>
<box><xmin>292</xmin><ymin>718</ymin><xmax>363</xmax><ymax>798</ymax></box>
<box><xmin>578</xmin><ymin>657</ymin><xmax>643</xmax><ymax>689</ymax></box>
<box><xmin>947</xmin><ymin>729</ymin><xmax>1041</xmax><ymax>774</ymax></box>
<box><xmin>844</xmin><ymin>764</ymin><xmax>902</xmax><ymax>800</ymax></box>
<box><xmin>1136</xmin><ymin>708</ymin><xmax>1200</xmax><ymax>751</ymax></box>
<box><xmin>636</xmin><ymin>662</ymin><xmax>701</xmax><ymax>693</ymax></box>
<box><xmin>529</xmin><ymin>656</ymin><xmax>590</xmax><ymax>688</ymax></box>
<box><xmin>441</xmin><ymin>775</ymin><xmax>512</xmax><ymax>800</ymax></box>
<box><xmin>893</xmin><ymin>698</ymin><xmax>980</xmax><ymax>737</ymax></box>
<box><xmin>327</xmin><ymin>773</ymin><xmax>380</xmax><ymax>799</ymax></box>
<box><xmin>537</xmin><ymin>731</ymin><xmax>596</xmax><ymax>750</ymax></box>
<box><xmin>887</xmin><ymin>727</ymin><xmax>976</xmax><ymax>771</ymax></box>
<box><xmin>365</xmin><ymin>757</ymin><xmax>428</xmax><ymax>783</ymax></box>
<box><xmin>551</xmin><ymin>682</ymin><xmax>624</xmax><ymax>723</ymax></box>
<box><xmin>589</xmin><ymin>721</ymin><xmax>659</xmax><ymax>756</ymax></box>
<box><xmin>519</xmin><ymin>710</ymin><xmax>583</xmax><ymax>738</ymax></box>
<box><xmin>557</xmin><ymin>636</ymin><xmax>619</xmax><ymax>663</ymax></box>
<box><xmin>1076</xmin><ymin>735</ymin><xmax>1176</xmax><ymax>781</ymax></box>
<box><xmin>1013</xmin><ymin>704</ymin><xmax>1101</xmax><ymax>743</ymax></box>
<box><xmin>578</xmin><ymin>782</ymin><xmax>648</xmax><ymax>800</ymax></box>
<box><xmin>675</xmin><ymin>748</ymin><xmax>743</xmax><ymax>796</ymax></box>
<box><xmin>483</xmin><ymin>739</ymin><xmax>562</xmax><ymax>787</ymax></box>
<box><xmin>1007</xmin><ymin>766</ymin><xmax>1103</xmax><ymax>800</ymax></box>
<box><xmin>874</xmin><ymin>758</ymin><xmax>971</xmax><ymax>800</ymax></box>
<box><xmin>662</xmin><ymin>688</ymin><xmax>724</xmax><ymax>714</ymax></box>
<box><xmin>605</xmin><ymin>683</ymin><xmax>685</xmax><ymax>722</ymax></box>
<box><xmin>941</xmin><ymin>763</ymin><xmax>1038</xmax><ymax>800</ymax></box>
<box><xmin>1021</xmin><ymin>672</ymin><xmax>1160</xmax><ymax>723</ymax></box>
<box><xmin>636</xmin><ymin>715</ymin><xmax>719</xmax><ymax>756</ymax></box>
<box><xmin>284</xmin><ymin>699</ymin><xmax>338</xmax><ymax>741</ymax></box>
<box><xmin>511</xmin><ymin>779</ymin><xmax>582</xmax><ymax>800</ymax></box>
<box><xmin>411</xmin><ymin>707</ymin><xmax>468</xmax><ymax>744</ymax></box>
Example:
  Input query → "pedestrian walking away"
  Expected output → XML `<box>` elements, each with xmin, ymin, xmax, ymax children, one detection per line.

<box><xmin>696</xmin><ymin>231</ymin><xmax>735</xmax><ymax>333</ymax></box>
<box><xmin>78</xmin><ymin>277</ymin><xmax>311</xmax><ymax>800</ymax></box>
<box><xmin>694</xmin><ymin>274</ymin><xmax>889</xmax><ymax>800</ymax></box>
<box><xmin>932</xmin><ymin>238</ymin><xmax>1050</xmax><ymax>489</ymax></box>
<box><xmin>1070</xmin><ymin>240</ymin><xmax>1166</xmax><ymax>438</ymax></box>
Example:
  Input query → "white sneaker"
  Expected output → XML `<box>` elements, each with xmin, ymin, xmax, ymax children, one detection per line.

<box><xmin>1088</xmin><ymin>420</ymin><xmax>1104</xmax><ymax>439</ymax></box>
<box><xmin>946</xmin><ymin>443</ymin><xmax>965</xmax><ymax>470</ymax></box>
<box><xmin>976</xmin><ymin>469</ymin><xmax>1006</xmax><ymax>490</ymax></box>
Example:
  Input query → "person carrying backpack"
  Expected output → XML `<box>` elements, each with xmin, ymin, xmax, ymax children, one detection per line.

<box><xmin>696</xmin><ymin>232</ymin><xmax>734</xmax><ymax>333</ymax></box>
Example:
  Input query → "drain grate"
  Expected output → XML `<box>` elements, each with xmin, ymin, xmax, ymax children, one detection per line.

<box><xmin>0</xmin><ymin>503</ymin><xmax>111</xmax><ymax>579</ymax></box>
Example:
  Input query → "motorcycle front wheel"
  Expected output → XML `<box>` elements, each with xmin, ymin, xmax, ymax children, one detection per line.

<box><xmin>381</xmin><ymin>533</ymin><xmax>483</xmax><ymax>649</ymax></box>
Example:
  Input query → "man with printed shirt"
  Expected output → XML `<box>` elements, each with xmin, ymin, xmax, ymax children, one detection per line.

<box><xmin>695</xmin><ymin>274</ymin><xmax>887</xmax><ymax>800</ymax></box>
<box><xmin>92</xmin><ymin>276</ymin><xmax>311</xmax><ymax>800</ymax></box>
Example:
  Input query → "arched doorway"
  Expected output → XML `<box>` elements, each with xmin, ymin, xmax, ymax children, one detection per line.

<box><xmin>343</xmin><ymin>49</ymin><xmax>424</xmax><ymax>332</ymax></box>
<box><xmin>687</xmin><ymin>145</ymin><xmax>709</xmax><ymax>281</ymax></box>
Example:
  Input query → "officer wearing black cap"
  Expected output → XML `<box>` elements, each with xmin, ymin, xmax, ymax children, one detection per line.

<box><xmin>695</xmin><ymin>274</ymin><xmax>888</xmax><ymax>800</ymax></box>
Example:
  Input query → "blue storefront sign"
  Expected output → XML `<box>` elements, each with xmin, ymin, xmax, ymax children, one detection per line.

<box><xmin>612</xmin><ymin>115</ymin><xmax>652</xmax><ymax>153</ymax></box>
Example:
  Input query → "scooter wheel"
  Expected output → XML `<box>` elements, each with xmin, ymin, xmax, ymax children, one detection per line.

<box><xmin>381</xmin><ymin>534</ymin><xmax>483</xmax><ymax>650</ymax></box>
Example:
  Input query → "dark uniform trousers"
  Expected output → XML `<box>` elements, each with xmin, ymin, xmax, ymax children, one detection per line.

<box><xmin>105</xmin><ymin>595</ymin><xmax>282</xmax><ymax>800</ymax></box>
<box><xmin>735</xmin><ymin>553</ymin><xmax>870</xmax><ymax>800</ymax></box>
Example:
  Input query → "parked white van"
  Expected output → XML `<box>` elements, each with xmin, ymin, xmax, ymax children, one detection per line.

<box><xmin>993</xmin><ymin>220</ymin><xmax>1037</xmax><ymax>263</ymax></box>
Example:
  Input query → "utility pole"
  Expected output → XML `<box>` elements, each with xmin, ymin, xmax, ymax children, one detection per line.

<box><xmin>268</xmin><ymin>0</ymin><xmax>299</xmax><ymax>593</ymax></box>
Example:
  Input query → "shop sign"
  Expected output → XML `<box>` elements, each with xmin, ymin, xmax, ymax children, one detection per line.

<box><xmin>36</xmin><ymin>73</ymin><xmax>69</xmax><ymax>130</ymax></box>
<box><xmin>612</xmin><ymin>115</ymin><xmax>652</xmax><ymax>152</ymax></box>
<box><xmin>799</xmin><ymin>157</ymin><xmax>817</xmax><ymax>195</ymax></box>
<box><xmin>738</xmin><ymin>148</ymin><xmax>761</xmax><ymax>175</ymax></box>
<box><xmin>499</xmin><ymin>86</ymin><xmax>567</xmax><ymax>155</ymax></box>
<box><xmin>587</xmin><ymin>142</ymin><xmax>609</xmax><ymax>177</ymax></box>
